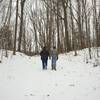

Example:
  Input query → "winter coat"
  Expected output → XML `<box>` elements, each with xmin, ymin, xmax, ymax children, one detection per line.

<box><xmin>51</xmin><ymin>49</ymin><xmax>58</xmax><ymax>60</ymax></box>
<box><xmin>40</xmin><ymin>49</ymin><xmax>49</xmax><ymax>61</ymax></box>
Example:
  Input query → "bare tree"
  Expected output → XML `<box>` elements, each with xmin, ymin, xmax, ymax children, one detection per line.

<box><xmin>18</xmin><ymin>0</ymin><xmax>26</xmax><ymax>52</ymax></box>
<box><xmin>13</xmin><ymin>0</ymin><xmax>19</xmax><ymax>55</ymax></box>
<box><xmin>69</xmin><ymin>0</ymin><xmax>77</xmax><ymax>56</ymax></box>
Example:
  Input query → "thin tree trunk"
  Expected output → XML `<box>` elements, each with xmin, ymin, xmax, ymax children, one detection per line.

<box><xmin>18</xmin><ymin>0</ymin><xmax>26</xmax><ymax>51</ymax></box>
<box><xmin>13</xmin><ymin>0</ymin><xmax>19</xmax><ymax>55</ymax></box>
<box><xmin>57</xmin><ymin>1</ymin><xmax>60</xmax><ymax>53</ymax></box>
<box><xmin>70</xmin><ymin>0</ymin><xmax>77</xmax><ymax>56</ymax></box>
<box><xmin>62</xmin><ymin>0</ymin><xmax>70</xmax><ymax>52</ymax></box>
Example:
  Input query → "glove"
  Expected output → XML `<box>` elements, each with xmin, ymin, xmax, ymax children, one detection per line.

<box><xmin>57</xmin><ymin>56</ymin><xmax>58</xmax><ymax>60</ymax></box>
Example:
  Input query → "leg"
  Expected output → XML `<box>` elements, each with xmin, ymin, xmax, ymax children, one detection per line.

<box><xmin>52</xmin><ymin>58</ymin><xmax>56</xmax><ymax>70</ymax></box>
<box><xmin>46</xmin><ymin>60</ymin><xmax>48</xmax><ymax>69</ymax></box>
<box><xmin>44</xmin><ymin>60</ymin><xmax>48</xmax><ymax>69</ymax></box>
<box><xmin>42</xmin><ymin>60</ymin><xmax>45</xmax><ymax>69</ymax></box>
<box><xmin>52</xmin><ymin>65</ymin><xmax>54</xmax><ymax>70</ymax></box>
<box><xmin>54</xmin><ymin>60</ymin><xmax>57</xmax><ymax>70</ymax></box>
<box><xmin>42</xmin><ymin>59</ymin><xmax>48</xmax><ymax>69</ymax></box>
<box><xmin>54</xmin><ymin>64</ymin><xmax>56</xmax><ymax>71</ymax></box>
<box><xmin>51</xmin><ymin>59</ymin><xmax>54</xmax><ymax>70</ymax></box>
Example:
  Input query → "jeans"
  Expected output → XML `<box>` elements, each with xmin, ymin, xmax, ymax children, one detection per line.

<box><xmin>51</xmin><ymin>57</ymin><xmax>57</xmax><ymax>70</ymax></box>
<box><xmin>42</xmin><ymin>59</ymin><xmax>48</xmax><ymax>69</ymax></box>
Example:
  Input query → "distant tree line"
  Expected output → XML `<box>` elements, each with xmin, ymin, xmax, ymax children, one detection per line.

<box><xmin>0</xmin><ymin>0</ymin><xmax>100</xmax><ymax>58</ymax></box>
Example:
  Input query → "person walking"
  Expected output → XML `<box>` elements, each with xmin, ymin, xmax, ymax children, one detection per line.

<box><xmin>51</xmin><ymin>46</ymin><xmax>58</xmax><ymax>71</ymax></box>
<box><xmin>40</xmin><ymin>46</ymin><xmax>49</xmax><ymax>70</ymax></box>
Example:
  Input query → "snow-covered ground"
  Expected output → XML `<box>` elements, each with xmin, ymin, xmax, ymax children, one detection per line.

<box><xmin>0</xmin><ymin>51</ymin><xmax>100</xmax><ymax>100</ymax></box>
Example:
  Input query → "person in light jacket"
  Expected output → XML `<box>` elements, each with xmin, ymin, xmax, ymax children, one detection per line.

<box><xmin>51</xmin><ymin>46</ymin><xmax>58</xmax><ymax>70</ymax></box>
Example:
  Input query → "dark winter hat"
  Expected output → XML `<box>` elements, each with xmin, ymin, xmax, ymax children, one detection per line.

<box><xmin>53</xmin><ymin>46</ymin><xmax>56</xmax><ymax>49</ymax></box>
<box><xmin>43</xmin><ymin>46</ymin><xmax>46</xmax><ymax>50</ymax></box>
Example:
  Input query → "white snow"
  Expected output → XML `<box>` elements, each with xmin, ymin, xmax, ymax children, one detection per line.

<box><xmin>0</xmin><ymin>51</ymin><xmax>100</xmax><ymax>100</ymax></box>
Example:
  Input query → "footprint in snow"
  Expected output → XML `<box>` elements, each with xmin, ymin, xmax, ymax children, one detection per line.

<box><xmin>24</xmin><ymin>94</ymin><xmax>35</xmax><ymax>96</ymax></box>
<box><xmin>8</xmin><ymin>76</ymin><xmax>15</xmax><ymax>80</ymax></box>
<box><xmin>30</xmin><ymin>94</ymin><xmax>35</xmax><ymax>96</ymax></box>
<box><xmin>46</xmin><ymin>94</ymin><xmax>50</xmax><ymax>97</ymax></box>
<box><xmin>24</xmin><ymin>94</ymin><xmax>28</xmax><ymax>96</ymax></box>
<box><xmin>64</xmin><ymin>74</ymin><xmax>67</xmax><ymax>76</ymax></box>
<box><xmin>61</xmin><ymin>67</ymin><xmax>63</xmax><ymax>69</ymax></box>
<box><xmin>69</xmin><ymin>84</ymin><xmax>75</xmax><ymax>87</ymax></box>
<box><xmin>55</xmin><ymin>83</ymin><xmax>58</xmax><ymax>86</ymax></box>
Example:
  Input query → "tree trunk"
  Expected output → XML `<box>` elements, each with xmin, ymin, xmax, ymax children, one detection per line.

<box><xmin>18</xmin><ymin>0</ymin><xmax>26</xmax><ymax>51</ymax></box>
<box><xmin>13</xmin><ymin>0</ymin><xmax>19</xmax><ymax>55</ymax></box>
<box><xmin>62</xmin><ymin>0</ymin><xmax>70</xmax><ymax>52</ymax></box>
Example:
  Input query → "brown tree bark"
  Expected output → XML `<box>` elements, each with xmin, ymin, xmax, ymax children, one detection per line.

<box><xmin>18</xmin><ymin>0</ymin><xmax>26</xmax><ymax>51</ymax></box>
<box><xmin>13</xmin><ymin>0</ymin><xmax>19</xmax><ymax>55</ymax></box>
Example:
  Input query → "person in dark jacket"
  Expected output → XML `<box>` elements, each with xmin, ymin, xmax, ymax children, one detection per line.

<box><xmin>40</xmin><ymin>47</ymin><xmax>49</xmax><ymax>70</ymax></box>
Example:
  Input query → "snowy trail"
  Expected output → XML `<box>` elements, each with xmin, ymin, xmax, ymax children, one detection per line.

<box><xmin>0</xmin><ymin>53</ymin><xmax>100</xmax><ymax>100</ymax></box>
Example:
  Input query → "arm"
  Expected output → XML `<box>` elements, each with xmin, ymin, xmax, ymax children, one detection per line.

<box><xmin>40</xmin><ymin>51</ymin><xmax>42</xmax><ymax>56</ymax></box>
